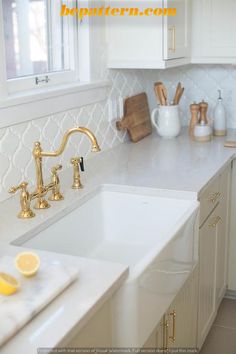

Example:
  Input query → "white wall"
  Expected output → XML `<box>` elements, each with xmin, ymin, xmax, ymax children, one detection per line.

<box><xmin>1</xmin><ymin>61</ymin><xmax>236</xmax><ymax>203</ymax></box>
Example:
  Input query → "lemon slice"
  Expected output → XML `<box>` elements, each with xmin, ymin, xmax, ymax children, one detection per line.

<box><xmin>0</xmin><ymin>272</ymin><xmax>20</xmax><ymax>295</ymax></box>
<box><xmin>15</xmin><ymin>252</ymin><xmax>40</xmax><ymax>277</ymax></box>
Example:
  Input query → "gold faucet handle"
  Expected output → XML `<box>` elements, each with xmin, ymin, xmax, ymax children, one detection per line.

<box><xmin>9</xmin><ymin>182</ymin><xmax>29</xmax><ymax>194</ymax></box>
<box><xmin>71</xmin><ymin>157</ymin><xmax>79</xmax><ymax>166</ymax></box>
<box><xmin>49</xmin><ymin>165</ymin><xmax>64</xmax><ymax>202</ymax></box>
<box><xmin>70</xmin><ymin>157</ymin><xmax>84</xmax><ymax>171</ymax></box>
<box><xmin>8</xmin><ymin>182</ymin><xmax>35</xmax><ymax>219</ymax></box>
<box><xmin>51</xmin><ymin>164</ymin><xmax>62</xmax><ymax>175</ymax></box>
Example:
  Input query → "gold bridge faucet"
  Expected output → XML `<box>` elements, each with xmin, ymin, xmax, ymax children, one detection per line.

<box><xmin>9</xmin><ymin>127</ymin><xmax>100</xmax><ymax>218</ymax></box>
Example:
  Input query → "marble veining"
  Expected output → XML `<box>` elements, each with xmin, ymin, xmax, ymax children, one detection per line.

<box><xmin>0</xmin><ymin>243</ymin><xmax>128</xmax><ymax>354</ymax></box>
<box><xmin>0</xmin><ymin>255</ymin><xmax>79</xmax><ymax>347</ymax></box>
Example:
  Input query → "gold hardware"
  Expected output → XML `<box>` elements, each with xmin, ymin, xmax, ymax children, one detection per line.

<box><xmin>9</xmin><ymin>182</ymin><xmax>35</xmax><ymax>219</ymax></box>
<box><xmin>33</xmin><ymin>127</ymin><xmax>100</xmax><ymax>209</ymax></box>
<box><xmin>208</xmin><ymin>216</ymin><xmax>222</xmax><ymax>228</ymax></box>
<box><xmin>10</xmin><ymin>127</ymin><xmax>100</xmax><ymax>218</ymax></box>
<box><xmin>164</xmin><ymin>319</ymin><xmax>169</xmax><ymax>352</ymax></box>
<box><xmin>71</xmin><ymin>157</ymin><xmax>83</xmax><ymax>189</ymax></box>
<box><xmin>208</xmin><ymin>192</ymin><xmax>221</xmax><ymax>204</ymax></box>
<box><xmin>169</xmin><ymin>26</ymin><xmax>176</xmax><ymax>53</ymax></box>
<box><xmin>48</xmin><ymin>165</ymin><xmax>64</xmax><ymax>201</ymax></box>
<box><xmin>169</xmin><ymin>310</ymin><xmax>176</xmax><ymax>343</ymax></box>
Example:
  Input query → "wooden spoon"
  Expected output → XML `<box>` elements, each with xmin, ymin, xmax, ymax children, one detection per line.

<box><xmin>154</xmin><ymin>82</ymin><xmax>168</xmax><ymax>105</ymax></box>
<box><xmin>173</xmin><ymin>82</ymin><xmax>184</xmax><ymax>105</ymax></box>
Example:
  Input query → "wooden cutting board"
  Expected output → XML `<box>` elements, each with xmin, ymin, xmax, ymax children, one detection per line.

<box><xmin>116</xmin><ymin>92</ymin><xmax>152</xmax><ymax>143</ymax></box>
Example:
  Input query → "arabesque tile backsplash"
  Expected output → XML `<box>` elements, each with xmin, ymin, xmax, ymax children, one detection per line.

<box><xmin>1</xmin><ymin>64</ymin><xmax>236</xmax><ymax>202</ymax></box>
<box><xmin>0</xmin><ymin>69</ymin><xmax>145</xmax><ymax>202</ymax></box>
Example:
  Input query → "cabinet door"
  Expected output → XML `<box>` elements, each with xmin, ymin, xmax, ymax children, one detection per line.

<box><xmin>163</xmin><ymin>0</ymin><xmax>190</xmax><ymax>60</ymax></box>
<box><xmin>229</xmin><ymin>161</ymin><xmax>236</xmax><ymax>291</ymax></box>
<box><xmin>167</xmin><ymin>266</ymin><xmax>198</xmax><ymax>350</ymax></box>
<box><xmin>192</xmin><ymin>0</ymin><xmax>236</xmax><ymax>61</ymax></box>
<box><xmin>143</xmin><ymin>318</ymin><xmax>164</xmax><ymax>350</ymax></box>
<box><xmin>156</xmin><ymin>319</ymin><xmax>165</xmax><ymax>350</ymax></box>
<box><xmin>216</xmin><ymin>167</ymin><xmax>230</xmax><ymax>306</ymax></box>
<box><xmin>198</xmin><ymin>208</ymin><xmax>220</xmax><ymax>348</ymax></box>
<box><xmin>67</xmin><ymin>302</ymin><xmax>112</xmax><ymax>348</ymax></box>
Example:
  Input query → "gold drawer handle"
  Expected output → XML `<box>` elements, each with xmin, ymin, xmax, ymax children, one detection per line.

<box><xmin>169</xmin><ymin>26</ymin><xmax>176</xmax><ymax>52</ymax></box>
<box><xmin>208</xmin><ymin>192</ymin><xmax>221</xmax><ymax>203</ymax></box>
<box><xmin>169</xmin><ymin>310</ymin><xmax>176</xmax><ymax>343</ymax></box>
<box><xmin>208</xmin><ymin>216</ymin><xmax>222</xmax><ymax>228</ymax></box>
<box><xmin>165</xmin><ymin>320</ymin><xmax>169</xmax><ymax>352</ymax></box>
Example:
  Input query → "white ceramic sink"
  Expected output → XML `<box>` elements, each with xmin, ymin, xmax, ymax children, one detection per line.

<box><xmin>21</xmin><ymin>185</ymin><xmax>199</xmax><ymax>347</ymax></box>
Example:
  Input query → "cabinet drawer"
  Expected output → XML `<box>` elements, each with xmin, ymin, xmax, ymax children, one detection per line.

<box><xmin>199</xmin><ymin>175</ymin><xmax>220</xmax><ymax>226</ymax></box>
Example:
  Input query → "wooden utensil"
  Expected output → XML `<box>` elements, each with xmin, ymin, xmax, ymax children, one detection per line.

<box><xmin>224</xmin><ymin>141</ymin><xmax>236</xmax><ymax>148</ymax></box>
<box><xmin>154</xmin><ymin>82</ymin><xmax>168</xmax><ymax>105</ymax></box>
<box><xmin>173</xmin><ymin>82</ymin><xmax>184</xmax><ymax>105</ymax></box>
<box><xmin>116</xmin><ymin>92</ymin><xmax>152</xmax><ymax>143</ymax></box>
<box><xmin>154</xmin><ymin>84</ymin><xmax>164</xmax><ymax>105</ymax></box>
<box><xmin>173</xmin><ymin>82</ymin><xmax>181</xmax><ymax>105</ymax></box>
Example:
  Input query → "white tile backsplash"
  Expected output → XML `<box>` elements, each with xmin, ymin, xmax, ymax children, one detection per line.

<box><xmin>144</xmin><ymin>64</ymin><xmax>236</xmax><ymax>128</ymax></box>
<box><xmin>0</xmin><ymin>69</ymin><xmax>145</xmax><ymax>202</ymax></box>
<box><xmin>1</xmin><ymin>64</ymin><xmax>236</xmax><ymax>202</ymax></box>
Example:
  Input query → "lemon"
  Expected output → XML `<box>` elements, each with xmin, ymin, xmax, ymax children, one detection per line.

<box><xmin>0</xmin><ymin>272</ymin><xmax>20</xmax><ymax>295</ymax></box>
<box><xmin>15</xmin><ymin>252</ymin><xmax>40</xmax><ymax>277</ymax></box>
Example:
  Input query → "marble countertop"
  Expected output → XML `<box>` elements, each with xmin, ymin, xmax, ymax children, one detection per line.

<box><xmin>1</xmin><ymin>128</ymin><xmax>236</xmax><ymax>352</ymax></box>
<box><xmin>0</xmin><ymin>242</ymin><xmax>128</xmax><ymax>354</ymax></box>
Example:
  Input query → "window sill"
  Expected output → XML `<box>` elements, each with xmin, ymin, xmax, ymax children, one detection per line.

<box><xmin>0</xmin><ymin>80</ymin><xmax>110</xmax><ymax>129</ymax></box>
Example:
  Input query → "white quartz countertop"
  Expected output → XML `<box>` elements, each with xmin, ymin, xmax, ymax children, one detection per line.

<box><xmin>94</xmin><ymin>128</ymin><xmax>236</xmax><ymax>193</ymax></box>
<box><xmin>1</xmin><ymin>128</ymin><xmax>236</xmax><ymax>352</ymax></box>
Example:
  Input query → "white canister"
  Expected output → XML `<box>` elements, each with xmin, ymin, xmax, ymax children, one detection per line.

<box><xmin>151</xmin><ymin>105</ymin><xmax>181</xmax><ymax>139</ymax></box>
<box><xmin>194</xmin><ymin>124</ymin><xmax>212</xmax><ymax>142</ymax></box>
<box><xmin>213</xmin><ymin>90</ymin><xmax>227</xmax><ymax>136</ymax></box>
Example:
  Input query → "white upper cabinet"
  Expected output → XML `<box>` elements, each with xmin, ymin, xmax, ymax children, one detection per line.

<box><xmin>106</xmin><ymin>0</ymin><xmax>191</xmax><ymax>69</ymax></box>
<box><xmin>163</xmin><ymin>0</ymin><xmax>190</xmax><ymax>60</ymax></box>
<box><xmin>192</xmin><ymin>0</ymin><xmax>236</xmax><ymax>63</ymax></box>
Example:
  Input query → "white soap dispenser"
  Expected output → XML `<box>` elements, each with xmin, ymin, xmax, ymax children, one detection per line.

<box><xmin>213</xmin><ymin>90</ymin><xmax>227</xmax><ymax>136</ymax></box>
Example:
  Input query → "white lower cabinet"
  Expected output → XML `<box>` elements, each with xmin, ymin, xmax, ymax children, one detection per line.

<box><xmin>143</xmin><ymin>266</ymin><xmax>198</xmax><ymax>352</ymax></box>
<box><xmin>67</xmin><ymin>302</ymin><xmax>112</xmax><ymax>348</ymax></box>
<box><xmin>216</xmin><ymin>167</ymin><xmax>230</xmax><ymax>306</ymax></box>
<box><xmin>168</xmin><ymin>265</ymin><xmax>198</xmax><ymax>350</ymax></box>
<box><xmin>198</xmin><ymin>208</ymin><xmax>218</xmax><ymax>348</ymax></box>
<box><xmin>143</xmin><ymin>165</ymin><xmax>230</xmax><ymax>352</ymax></box>
<box><xmin>228</xmin><ymin>160</ymin><xmax>236</xmax><ymax>291</ymax></box>
<box><xmin>197</xmin><ymin>165</ymin><xmax>230</xmax><ymax>349</ymax></box>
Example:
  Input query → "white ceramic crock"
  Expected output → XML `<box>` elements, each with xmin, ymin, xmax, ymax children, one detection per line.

<box><xmin>151</xmin><ymin>105</ymin><xmax>181</xmax><ymax>139</ymax></box>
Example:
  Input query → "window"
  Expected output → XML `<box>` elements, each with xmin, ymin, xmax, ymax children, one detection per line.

<box><xmin>2</xmin><ymin>0</ymin><xmax>78</xmax><ymax>93</ymax></box>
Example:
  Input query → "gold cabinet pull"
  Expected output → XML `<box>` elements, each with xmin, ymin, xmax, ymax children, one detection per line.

<box><xmin>169</xmin><ymin>26</ymin><xmax>176</xmax><ymax>53</ymax></box>
<box><xmin>169</xmin><ymin>310</ymin><xmax>176</xmax><ymax>343</ymax></box>
<box><xmin>165</xmin><ymin>319</ymin><xmax>169</xmax><ymax>352</ymax></box>
<box><xmin>207</xmin><ymin>192</ymin><xmax>221</xmax><ymax>203</ymax></box>
<box><xmin>208</xmin><ymin>216</ymin><xmax>222</xmax><ymax>228</ymax></box>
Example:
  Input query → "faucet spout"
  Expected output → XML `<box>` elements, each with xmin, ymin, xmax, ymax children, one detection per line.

<box><xmin>36</xmin><ymin>127</ymin><xmax>100</xmax><ymax>158</ymax></box>
<box><xmin>32</xmin><ymin>126</ymin><xmax>100</xmax><ymax>209</ymax></box>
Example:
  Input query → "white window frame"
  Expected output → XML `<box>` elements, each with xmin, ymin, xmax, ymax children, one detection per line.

<box><xmin>0</xmin><ymin>0</ymin><xmax>110</xmax><ymax>129</ymax></box>
<box><xmin>1</xmin><ymin>0</ymin><xmax>80</xmax><ymax>94</ymax></box>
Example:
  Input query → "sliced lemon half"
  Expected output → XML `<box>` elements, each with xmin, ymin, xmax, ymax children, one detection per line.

<box><xmin>0</xmin><ymin>272</ymin><xmax>20</xmax><ymax>295</ymax></box>
<box><xmin>15</xmin><ymin>252</ymin><xmax>40</xmax><ymax>277</ymax></box>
